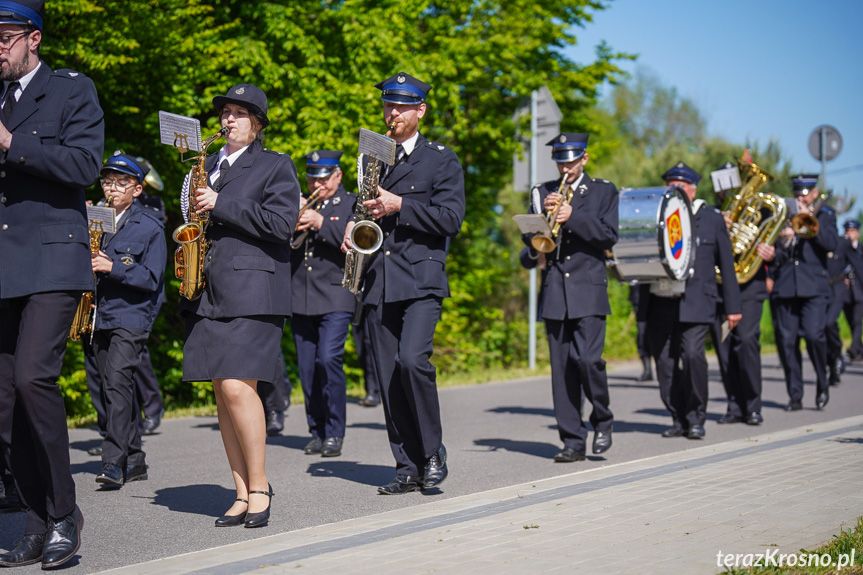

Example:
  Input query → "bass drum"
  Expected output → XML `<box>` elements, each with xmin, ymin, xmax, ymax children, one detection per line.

<box><xmin>609</xmin><ymin>186</ymin><xmax>696</xmax><ymax>282</ymax></box>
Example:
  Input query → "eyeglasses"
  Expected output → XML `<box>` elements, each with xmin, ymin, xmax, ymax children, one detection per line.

<box><xmin>0</xmin><ymin>31</ymin><xmax>31</xmax><ymax>49</ymax></box>
<box><xmin>100</xmin><ymin>178</ymin><xmax>135</xmax><ymax>189</ymax></box>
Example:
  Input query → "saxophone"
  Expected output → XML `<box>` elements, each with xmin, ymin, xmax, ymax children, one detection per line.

<box><xmin>69</xmin><ymin>196</ymin><xmax>114</xmax><ymax>342</ymax></box>
<box><xmin>341</xmin><ymin>122</ymin><xmax>395</xmax><ymax>294</ymax></box>
<box><xmin>172</xmin><ymin>126</ymin><xmax>229</xmax><ymax>300</ymax></box>
<box><xmin>717</xmin><ymin>153</ymin><xmax>786</xmax><ymax>284</ymax></box>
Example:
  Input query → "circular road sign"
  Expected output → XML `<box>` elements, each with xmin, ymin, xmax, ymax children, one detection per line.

<box><xmin>808</xmin><ymin>125</ymin><xmax>842</xmax><ymax>162</ymax></box>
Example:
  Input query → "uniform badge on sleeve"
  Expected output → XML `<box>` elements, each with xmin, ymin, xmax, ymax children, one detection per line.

<box><xmin>121</xmin><ymin>255</ymin><xmax>136</xmax><ymax>265</ymax></box>
<box><xmin>333</xmin><ymin>196</ymin><xmax>341</xmax><ymax>205</ymax></box>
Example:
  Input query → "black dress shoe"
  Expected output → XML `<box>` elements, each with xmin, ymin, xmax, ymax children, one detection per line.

<box><xmin>358</xmin><ymin>393</ymin><xmax>381</xmax><ymax>407</ymax></box>
<box><xmin>785</xmin><ymin>400</ymin><xmax>803</xmax><ymax>412</ymax></box>
<box><xmin>635</xmin><ymin>355</ymin><xmax>652</xmax><ymax>382</ymax></box>
<box><xmin>215</xmin><ymin>498</ymin><xmax>247</xmax><ymax>527</ymax></box>
<box><xmin>661</xmin><ymin>427</ymin><xmax>687</xmax><ymax>438</ymax></box>
<box><xmin>42</xmin><ymin>506</ymin><xmax>83</xmax><ymax>569</ymax></box>
<box><xmin>321</xmin><ymin>436</ymin><xmax>343</xmax><ymax>457</ymax></box>
<box><xmin>266</xmin><ymin>410</ymin><xmax>285</xmax><ymax>436</ymax></box>
<box><xmin>140</xmin><ymin>408</ymin><xmax>164</xmax><ymax>436</ymax></box>
<box><xmin>718</xmin><ymin>413</ymin><xmax>743</xmax><ymax>424</ymax></box>
<box><xmin>423</xmin><ymin>445</ymin><xmax>448</xmax><ymax>488</ymax></box>
<box><xmin>592</xmin><ymin>428</ymin><xmax>612</xmax><ymax>455</ymax></box>
<box><xmin>244</xmin><ymin>486</ymin><xmax>274</xmax><ymax>528</ymax></box>
<box><xmin>816</xmin><ymin>391</ymin><xmax>829</xmax><ymax>409</ymax></box>
<box><xmin>87</xmin><ymin>446</ymin><xmax>102</xmax><ymax>456</ymax></box>
<box><xmin>95</xmin><ymin>463</ymin><xmax>124</xmax><ymax>487</ymax></box>
<box><xmin>378</xmin><ymin>474</ymin><xmax>423</xmax><ymax>495</ymax></box>
<box><xmin>304</xmin><ymin>437</ymin><xmax>323</xmax><ymax>455</ymax></box>
<box><xmin>746</xmin><ymin>412</ymin><xmax>763</xmax><ymax>425</ymax></box>
<box><xmin>125</xmin><ymin>464</ymin><xmax>148</xmax><ymax>482</ymax></box>
<box><xmin>553</xmin><ymin>447</ymin><xmax>586</xmax><ymax>462</ymax></box>
<box><xmin>687</xmin><ymin>425</ymin><xmax>706</xmax><ymax>439</ymax></box>
<box><xmin>0</xmin><ymin>533</ymin><xmax>44</xmax><ymax>566</ymax></box>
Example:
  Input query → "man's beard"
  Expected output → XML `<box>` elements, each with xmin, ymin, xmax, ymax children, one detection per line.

<box><xmin>0</xmin><ymin>49</ymin><xmax>30</xmax><ymax>82</ymax></box>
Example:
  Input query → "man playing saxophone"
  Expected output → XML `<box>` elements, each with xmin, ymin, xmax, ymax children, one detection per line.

<box><xmin>770</xmin><ymin>174</ymin><xmax>836</xmax><ymax>410</ymax></box>
<box><xmin>521</xmin><ymin>133</ymin><xmax>618</xmax><ymax>462</ymax></box>
<box><xmin>291</xmin><ymin>150</ymin><xmax>355</xmax><ymax>458</ymax></box>
<box><xmin>341</xmin><ymin>72</ymin><xmax>465</xmax><ymax>494</ymax></box>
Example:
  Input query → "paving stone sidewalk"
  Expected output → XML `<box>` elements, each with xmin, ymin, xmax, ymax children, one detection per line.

<box><xmin>98</xmin><ymin>415</ymin><xmax>863</xmax><ymax>575</ymax></box>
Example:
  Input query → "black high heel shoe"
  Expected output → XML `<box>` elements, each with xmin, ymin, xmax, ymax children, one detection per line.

<box><xmin>214</xmin><ymin>498</ymin><xmax>248</xmax><ymax>527</ymax></box>
<box><xmin>244</xmin><ymin>486</ymin><xmax>274</xmax><ymax>528</ymax></box>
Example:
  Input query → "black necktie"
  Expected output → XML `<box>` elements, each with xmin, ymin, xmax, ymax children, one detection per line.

<box><xmin>216</xmin><ymin>159</ymin><xmax>230</xmax><ymax>190</ymax></box>
<box><xmin>2</xmin><ymin>81</ymin><xmax>19</xmax><ymax>125</ymax></box>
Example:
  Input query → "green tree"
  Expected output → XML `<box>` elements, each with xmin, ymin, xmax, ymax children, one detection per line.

<box><xmin>43</xmin><ymin>0</ymin><xmax>629</xmax><ymax>417</ymax></box>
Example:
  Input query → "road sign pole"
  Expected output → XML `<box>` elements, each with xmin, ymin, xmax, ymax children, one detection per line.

<box><xmin>820</xmin><ymin>126</ymin><xmax>827</xmax><ymax>191</ymax></box>
<box><xmin>528</xmin><ymin>90</ymin><xmax>538</xmax><ymax>371</ymax></box>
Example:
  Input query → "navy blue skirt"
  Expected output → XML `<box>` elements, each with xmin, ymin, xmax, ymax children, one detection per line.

<box><xmin>183</xmin><ymin>315</ymin><xmax>285</xmax><ymax>383</ymax></box>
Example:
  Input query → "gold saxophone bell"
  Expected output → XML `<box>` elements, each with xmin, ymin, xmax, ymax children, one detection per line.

<box><xmin>531</xmin><ymin>176</ymin><xmax>573</xmax><ymax>254</ymax></box>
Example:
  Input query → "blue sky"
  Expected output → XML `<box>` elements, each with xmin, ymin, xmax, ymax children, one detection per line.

<box><xmin>567</xmin><ymin>0</ymin><xmax>862</xmax><ymax>220</ymax></box>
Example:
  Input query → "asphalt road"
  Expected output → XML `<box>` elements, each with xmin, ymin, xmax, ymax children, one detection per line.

<box><xmin>1</xmin><ymin>353</ymin><xmax>860</xmax><ymax>574</ymax></box>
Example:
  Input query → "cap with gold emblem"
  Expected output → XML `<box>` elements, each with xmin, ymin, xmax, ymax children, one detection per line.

<box><xmin>662</xmin><ymin>161</ymin><xmax>701</xmax><ymax>185</ymax></box>
<box><xmin>375</xmin><ymin>72</ymin><xmax>432</xmax><ymax>105</ymax></box>
<box><xmin>545</xmin><ymin>133</ymin><xmax>589</xmax><ymax>163</ymax></box>
<box><xmin>304</xmin><ymin>150</ymin><xmax>343</xmax><ymax>178</ymax></box>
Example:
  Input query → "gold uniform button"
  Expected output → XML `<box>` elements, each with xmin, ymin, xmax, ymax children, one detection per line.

<box><xmin>565</xmin><ymin>272</ymin><xmax>570</xmax><ymax>278</ymax></box>
<box><xmin>1</xmin><ymin>224</ymin><xmax>7</xmax><ymax>230</ymax></box>
<box><xmin>565</xmin><ymin>256</ymin><xmax>571</xmax><ymax>261</ymax></box>
<box><xmin>0</xmin><ymin>197</ymin><xmax>5</xmax><ymax>203</ymax></box>
<box><xmin>385</xmin><ymin>251</ymin><xmax>391</xmax><ymax>256</ymax></box>
<box><xmin>0</xmin><ymin>171</ymin><xmax>5</xmax><ymax>178</ymax></box>
<box><xmin>794</xmin><ymin>261</ymin><xmax>799</xmax><ymax>266</ymax></box>
<box><xmin>384</xmin><ymin>232</ymin><xmax>389</xmax><ymax>237</ymax></box>
<box><xmin>18</xmin><ymin>157</ymin><xmax>24</xmax><ymax>164</ymax></box>
<box><xmin>68</xmin><ymin>234</ymin><xmax>73</xmax><ymax>239</ymax></box>
<box><xmin>307</xmin><ymin>266</ymin><xmax>313</xmax><ymax>271</ymax></box>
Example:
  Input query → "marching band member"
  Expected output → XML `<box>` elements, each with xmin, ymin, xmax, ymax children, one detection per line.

<box><xmin>90</xmin><ymin>153</ymin><xmax>166</xmax><ymax>488</ymax></box>
<box><xmin>521</xmin><ymin>133</ymin><xmax>618</xmax><ymax>462</ymax></box>
<box><xmin>713</xmin><ymin>164</ymin><xmax>774</xmax><ymax>426</ymax></box>
<box><xmin>180</xmin><ymin>84</ymin><xmax>299</xmax><ymax>527</ymax></box>
<box><xmin>0</xmin><ymin>0</ymin><xmax>103</xmax><ymax>567</ymax></box>
<box><xmin>770</xmin><ymin>174</ymin><xmax>836</xmax><ymax>410</ymax></box>
<box><xmin>825</xmin><ymin>223</ymin><xmax>853</xmax><ymax>386</ymax></box>
<box><xmin>648</xmin><ymin>163</ymin><xmax>741</xmax><ymax>440</ymax></box>
<box><xmin>342</xmin><ymin>72</ymin><xmax>465</xmax><ymax>494</ymax></box>
<box><xmin>292</xmin><ymin>150</ymin><xmax>355</xmax><ymax>458</ymax></box>
<box><xmin>841</xmin><ymin>220</ymin><xmax>863</xmax><ymax>364</ymax></box>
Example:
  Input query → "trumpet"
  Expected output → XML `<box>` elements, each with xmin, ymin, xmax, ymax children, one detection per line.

<box><xmin>791</xmin><ymin>190</ymin><xmax>831</xmax><ymax>239</ymax></box>
<box><xmin>290</xmin><ymin>189</ymin><xmax>324</xmax><ymax>250</ymax></box>
<box><xmin>531</xmin><ymin>176</ymin><xmax>573</xmax><ymax>253</ymax></box>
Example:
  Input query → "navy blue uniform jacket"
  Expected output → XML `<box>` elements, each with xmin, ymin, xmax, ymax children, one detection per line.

<box><xmin>679</xmin><ymin>203</ymin><xmax>741</xmax><ymax>323</ymax></box>
<box><xmin>360</xmin><ymin>133</ymin><xmax>465</xmax><ymax>306</ymax></box>
<box><xmin>178</xmin><ymin>140</ymin><xmax>299</xmax><ymax>319</ymax></box>
<box><xmin>0</xmin><ymin>63</ymin><xmax>104</xmax><ymax>298</ymax></box>
<box><xmin>291</xmin><ymin>184</ymin><xmax>356</xmax><ymax>315</ymax></box>
<box><xmin>523</xmin><ymin>173</ymin><xmax>619</xmax><ymax>320</ymax></box>
<box><xmin>95</xmin><ymin>203</ymin><xmax>166</xmax><ymax>331</ymax></box>
<box><xmin>771</xmin><ymin>205</ymin><xmax>837</xmax><ymax>299</ymax></box>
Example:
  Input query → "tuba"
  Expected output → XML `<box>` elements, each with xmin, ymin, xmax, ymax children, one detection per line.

<box><xmin>69</xmin><ymin>196</ymin><xmax>115</xmax><ymax>341</ymax></box>
<box><xmin>172</xmin><ymin>127</ymin><xmax>229</xmax><ymax>300</ymax></box>
<box><xmin>341</xmin><ymin>123</ymin><xmax>394</xmax><ymax>294</ymax></box>
<box><xmin>531</xmin><ymin>176</ymin><xmax>573</xmax><ymax>254</ymax></box>
<box><xmin>290</xmin><ymin>189</ymin><xmax>323</xmax><ymax>250</ymax></box>
<box><xmin>718</xmin><ymin>154</ymin><xmax>786</xmax><ymax>284</ymax></box>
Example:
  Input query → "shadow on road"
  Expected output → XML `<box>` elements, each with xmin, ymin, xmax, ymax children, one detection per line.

<box><xmin>69</xmin><ymin>438</ymin><xmax>102</xmax><ymax>454</ymax></box>
<box><xmin>472</xmin><ymin>438</ymin><xmax>559</xmax><ymax>459</ymax></box>
<box><xmin>486</xmin><ymin>406</ymin><xmax>554</xmax><ymax>418</ymax></box>
<box><xmin>305</xmin><ymin>461</ymin><xmax>394</xmax><ymax>486</ymax></box>
<box><xmin>151</xmin><ymin>484</ymin><xmax>234</xmax><ymax>517</ymax></box>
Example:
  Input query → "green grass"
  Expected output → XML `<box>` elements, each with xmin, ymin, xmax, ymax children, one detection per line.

<box><xmin>721</xmin><ymin>516</ymin><xmax>863</xmax><ymax>574</ymax></box>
